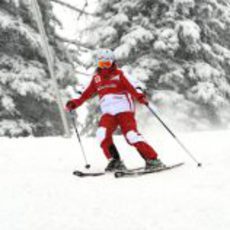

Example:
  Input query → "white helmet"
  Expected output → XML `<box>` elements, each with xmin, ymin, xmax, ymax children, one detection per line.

<box><xmin>96</xmin><ymin>49</ymin><xmax>115</xmax><ymax>68</ymax></box>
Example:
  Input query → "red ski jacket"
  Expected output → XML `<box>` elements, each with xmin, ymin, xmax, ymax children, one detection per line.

<box><xmin>72</xmin><ymin>66</ymin><xmax>145</xmax><ymax>108</ymax></box>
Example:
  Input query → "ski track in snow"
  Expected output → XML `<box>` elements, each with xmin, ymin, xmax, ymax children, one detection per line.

<box><xmin>0</xmin><ymin>130</ymin><xmax>230</xmax><ymax>230</ymax></box>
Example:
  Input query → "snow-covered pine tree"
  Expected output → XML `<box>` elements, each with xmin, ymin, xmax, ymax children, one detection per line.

<box><xmin>0</xmin><ymin>0</ymin><xmax>74</xmax><ymax>137</ymax></box>
<box><xmin>83</xmin><ymin>0</ymin><xmax>230</xmax><ymax>130</ymax></box>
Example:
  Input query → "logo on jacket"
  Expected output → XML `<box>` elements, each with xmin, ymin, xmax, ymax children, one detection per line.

<box><xmin>95</xmin><ymin>75</ymin><xmax>101</xmax><ymax>83</ymax></box>
<box><xmin>111</xmin><ymin>74</ymin><xmax>120</xmax><ymax>81</ymax></box>
<box><xmin>97</xmin><ymin>84</ymin><xmax>116</xmax><ymax>91</ymax></box>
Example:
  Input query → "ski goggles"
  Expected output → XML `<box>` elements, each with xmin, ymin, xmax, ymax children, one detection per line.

<box><xmin>97</xmin><ymin>60</ymin><xmax>113</xmax><ymax>69</ymax></box>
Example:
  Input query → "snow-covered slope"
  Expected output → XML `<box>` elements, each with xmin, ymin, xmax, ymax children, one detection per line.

<box><xmin>0</xmin><ymin>130</ymin><xmax>230</xmax><ymax>230</ymax></box>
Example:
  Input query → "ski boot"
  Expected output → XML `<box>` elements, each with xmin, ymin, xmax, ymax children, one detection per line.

<box><xmin>105</xmin><ymin>158</ymin><xmax>127</xmax><ymax>172</ymax></box>
<box><xmin>145</xmin><ymin>158</ymin><xmax>166</xmax><ymax>170</ymax></box>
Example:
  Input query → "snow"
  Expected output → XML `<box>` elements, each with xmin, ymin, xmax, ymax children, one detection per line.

<box><xmin>159</xmin><ymin>68</ymin><xmax>186</xmax><ymax>90</ymax></box>
<box><xmin>1</xmin><ymin>95</ymin><xmax>15</xmax><ymax>112</ymax></box>
<box><xmin>1</xmin><ymin>130</ymin><xmax>230</xmax><ymax>230</ymax></box>
<box><xmin>120</xmin><ymin>26</ymin><xmax>153</xmax><ymax>47</ymax></box>
<box><xmin>188</xmin><ymin>82</ymin><xmax>226</xmax><ymax>107</ymax></box>
<box><xmin>177</xmin><ymin>20</ymin><xmax>200</xmax><ymax>41</ymax></box>
<box><xmin>0</xmin><ymin>11</ymin><xmax>41</xmax><ymax>52</ymax></box>
<box><xmin>114</xmin><ymin>43</ymin><xmax>132</xmax><ymax>59</ymax></box>
<box><xmin>97</xmin><ymin>26</ymin><xmax>118</xmax><ymax>44</ymax></box>
<box><xmin>189</xmin><ymin>62</ymin><xmax>221</xmax><ymax>81</ymax></box>
<box><xmin>174</xmin><ymin>0</ymin><xmax>194</xmax><ymax>5</ymax></box>
<box><xmin>213</xmin><ymin>43</ymin><xmax>230</xmax><ymax>60</ymax></box>
<box><xmin>115</xmin><ymin>26</ymin><xmax>153</xmax><ymax>59</ymax></box>
<box><xmin>176</xmin><ymin>19</ymin><xmax>201</xmax><ymax>53</ymax></box>
<box><xmin>111</xmin><ymin>13</ymin><xmax>129</xmax><ymax>26</ymax></box>
<box><xmin>129</xmin><ymin>67</ymin><xmax>150</xmax><ymax>81</ymax></box>
<box><xmin>0</xmin><ymin>119</ymin><xmax>32</xmax><ymax>136</ymax></box>
<box><xmin>154</xmin><ymin>28</ymin><xmax>179</xmax><ymax>55</ymax></box>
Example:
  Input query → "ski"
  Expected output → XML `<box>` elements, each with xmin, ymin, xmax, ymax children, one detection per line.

<box><xmin>73</xmin><ymin>163</ymin><xmax>184</xmax><ymax>178</ymax></box>
<box><xmin>114</xmin><ymin>162</ymin><xmax>184</xmax><ymax>178</ymax></box>
<box><xmin>73</xmin><ymin>170</ymin><xmax>106</xmax><ymax>177</ymax></box>
<box><xmin>73</xmin><ymin>166</ymin><xmax>146</xmax><ymax>178</ymax></box>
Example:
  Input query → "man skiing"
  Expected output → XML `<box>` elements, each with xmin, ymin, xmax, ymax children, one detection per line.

<box><xmin>66</xmin><ymin>49</ymin><xmax>164</xmax><ymax>172</ymax></box>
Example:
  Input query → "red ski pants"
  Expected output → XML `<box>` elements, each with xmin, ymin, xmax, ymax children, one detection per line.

<box><xmin>96</xmin><ymin>112</ymin><xmax>158</xmax><ymax>160</ymax></box>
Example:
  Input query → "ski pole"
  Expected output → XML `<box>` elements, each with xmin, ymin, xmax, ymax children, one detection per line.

<box><xmin>146</xmin><ymin>104</ymin><xmax>202</xmax><ymax>167</ymax></box>
<box><xmin>69</xmin><ymin>111</ymin><xmax>91</xmax><ymax>169</ymax></box>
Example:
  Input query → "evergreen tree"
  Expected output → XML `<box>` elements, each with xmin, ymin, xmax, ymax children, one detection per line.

<box><xmin>83</xmin><ymin>0</ymin><xmax>230</xmax><ymax>130</ymax></box>
<box><xmin>0</xmin><ymin>0</ymin><xmax>74</xmax><ymax>137</ymax></box>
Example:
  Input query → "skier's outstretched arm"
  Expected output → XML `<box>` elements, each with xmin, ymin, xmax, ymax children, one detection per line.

<box><xmin>66</xmin><ymin>79</ymin><xmax>96</xmax><ymax>111</ymax></box>
<box><xmin>120</xmin><ymin>72</ymin><xmax>149</xmax><ymax>105</ymax></box>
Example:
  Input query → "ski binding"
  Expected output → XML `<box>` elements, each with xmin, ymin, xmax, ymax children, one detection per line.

<box><xmin>114</xmin><ymin>162</ymin><xmax>184</xmax><ymax>178</ymax></box>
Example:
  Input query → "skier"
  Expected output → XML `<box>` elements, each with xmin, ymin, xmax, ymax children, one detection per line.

<box><xmin>66</xmin><ymin>49</ymin><xmax>165</xmax><ymax>172</ymax></box>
